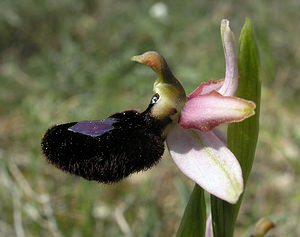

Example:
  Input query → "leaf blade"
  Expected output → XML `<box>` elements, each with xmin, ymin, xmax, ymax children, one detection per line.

<box><xmin>211</xmin><ymin>18</ymin><xmax>261</xmax><ymax>237</ymax></box>
<box><xmin>176</xmin><ymin>185</ymin><xmax>206</xmax><ymax>237</ymax></box>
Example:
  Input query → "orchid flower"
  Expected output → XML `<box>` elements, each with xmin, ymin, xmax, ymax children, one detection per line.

<box><xmin>42</xmin><ymin>20</ymin><xmax>255</xmax><ymax>205</ymax></box>
<box><xmin>132</xmin><ymin>20</ymin><xmax>255</xmax><ymax>204</ymax></box>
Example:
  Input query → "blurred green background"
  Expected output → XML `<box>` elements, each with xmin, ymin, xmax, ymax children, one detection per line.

<box><xmin>0</xmin><ymin>0</ymin><xmax>299</xmax><ymax>236</ymax></box>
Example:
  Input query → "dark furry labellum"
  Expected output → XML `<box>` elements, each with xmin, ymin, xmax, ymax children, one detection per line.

<box><xmin>41</xmin><ymin>95</ymin><xmax>170</xmax><ymax>183</ymax></box>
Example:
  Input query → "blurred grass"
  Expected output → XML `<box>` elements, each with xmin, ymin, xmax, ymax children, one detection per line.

<box><xmin>0</xmin><ymin>0</ymin><xmax>299</xmax><ymax>236</ymax></box>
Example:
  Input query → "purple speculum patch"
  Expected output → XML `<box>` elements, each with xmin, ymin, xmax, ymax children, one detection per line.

<box><xmin>68</xmin><ymin>118</ymin><xmax>117</xmax><ymax>137</ymax></box>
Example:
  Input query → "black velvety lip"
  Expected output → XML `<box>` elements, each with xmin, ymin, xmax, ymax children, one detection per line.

<box><xmin>41</xmin><ymin>94</ymin><xmax>170</xmax><ymax>183</ymax></box>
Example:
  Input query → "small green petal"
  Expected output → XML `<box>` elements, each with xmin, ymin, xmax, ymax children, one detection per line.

<box><xmin>132</xmin><ymin>52</ymin><xmax>186</xmax><ymax>123</ymax></box>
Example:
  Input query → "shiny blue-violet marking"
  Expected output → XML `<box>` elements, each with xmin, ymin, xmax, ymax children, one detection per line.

<box><xmin>68</xmin><ymin>118</ymin><xmax>117</xmax><ymax>137</ymax></box>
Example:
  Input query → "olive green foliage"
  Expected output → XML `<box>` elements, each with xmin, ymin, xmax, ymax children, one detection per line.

<box><xmin>211</xmin><ymin>19</ymin><xmax>261</xmax><ymax>237</ymax></box>
<box><xmin>0</xmin><ymin>0</ymin><xmax>299</xmax><ymax>236</ymax></box>
<box><xmin>176</xmin><ymin>185</ymin><xmax>206</xmax><ymax>237</ymax></box>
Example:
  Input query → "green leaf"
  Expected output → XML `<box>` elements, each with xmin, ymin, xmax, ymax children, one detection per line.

<box><xmin>176</xmin><ymin>185</ymin><xmax>206</xmax><ymax>237</ymax></box>
<box><xmin>230</xmin><ymin>18</ymin><xmax>261</xmax><ymax>181</ymax></box>
<box><xmin>211</xmin><ymin>18</ymin><xmax>261</xmax><ymax>237</ymax></box>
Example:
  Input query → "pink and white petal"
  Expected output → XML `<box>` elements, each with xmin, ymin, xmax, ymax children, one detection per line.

<box><xmin>188</xmin><ymin>80</ymin><xmax>224</xmax><ymax>99</ymax></box>
<box><xmin>205</xmin><ymin>213</ymin><xmax>213</xmax><ymax>237</ymax></box>
<box><xmin>218</xmin><ymin>19</ymin><xmax>238</xmax><ymax>97</ymax></box>
<box><xmin>166</xmin><ymin>125</ymin><xmax>243</xmax><ymax>204</ymax></box>
<box><xmin>212</xmin><ymin>128</ymin><xmax>227</xmax><ymax>144</ymax></box>
<box><xmin>180</xmin><ymin>91</ymin><xmax>256</xmax><ymax>132</ymax></box>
